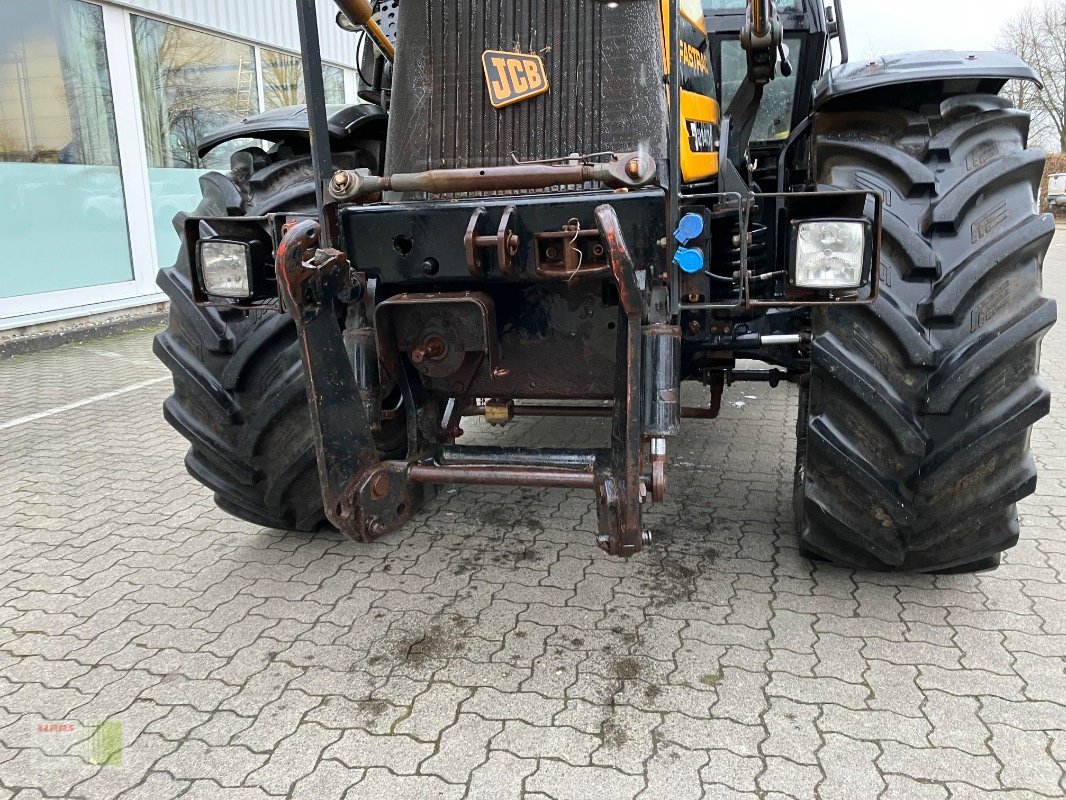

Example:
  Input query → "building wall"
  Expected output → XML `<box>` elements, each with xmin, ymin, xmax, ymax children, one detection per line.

<box><xmin>0</xmin><ymin>0</ymin><xmax>360</xmax><ymax>331</ymax></box>
<box><xmin>114</xmin><ymin>0</ymin><xmax>359</xmax><ymax>67</ymax></box>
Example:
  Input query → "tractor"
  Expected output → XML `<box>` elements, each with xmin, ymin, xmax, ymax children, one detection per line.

<box><xmin>154</xmin><ymin>0</ymin><xmax>1057</xmax><ymax>572</ymax></box>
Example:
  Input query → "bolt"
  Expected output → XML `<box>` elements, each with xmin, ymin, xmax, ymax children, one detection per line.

<box><xmin>422</xmin><ymin>257</ymin><xmax>439</xmax><ymax>276</ymax></box>
<box><xmin>688</xmin><ymin>320</ymin><xmax>702</xmax><ymax>334</ymax></box>
<box><xmin>370</xmin><ymin>472</ymin><xmax>391</xmax><ymax>500</ymax></box>
<box><xmin>332</xmin><ymin>170</ymin><xmax>350</xmax><ymax>188</ymax></box>
<box><xmin>367</xmin><ymin>517</ymin><xmax>386</xmax><ymax>537</ymax></box>
<box><xmin>545</xmin><ymin>246</ymin><xmax>559</xmax><ymax>260</ymax></box>
<box><xmin>626</xmin><ymin>158</ymin><xmax>644</xmax><ymax>179</ymax></box>
<box><xmin>411</xmin><ymin>336</ymin><xmax>446</xmax><ymax>364</ymax></box>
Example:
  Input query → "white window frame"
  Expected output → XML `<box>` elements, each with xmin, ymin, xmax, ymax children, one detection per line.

<box><xmin>0</xmin><ymin>1</ymin><xmax>163</xmax><ymax>331</ymax></box>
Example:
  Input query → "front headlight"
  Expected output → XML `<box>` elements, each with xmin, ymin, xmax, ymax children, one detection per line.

<box><xmin>792</xmin><ymin>220</ymin><xmax>869</xmax><ymax>289</ymax></box>
<box><xmin>199</xmin><ymin>240</ymin><xmax>253</xmax><ymax>298</ymax></box>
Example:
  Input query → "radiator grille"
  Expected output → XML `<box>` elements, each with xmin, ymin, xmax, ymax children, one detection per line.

<box><xmin>385</xmin><ymin>0</ymin><xmax>668</xmax><ymax>184</ymax></box>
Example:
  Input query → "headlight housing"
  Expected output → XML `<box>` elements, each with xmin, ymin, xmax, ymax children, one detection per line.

<box><xmin>199</xmin><ymin>240</ymin><xmax>253</xmax><ymax>298</ymax></box>
<box><xmin>791</xmin><ymin>219</ymin><xmax>871</xmax><ymax>290</ymax></box>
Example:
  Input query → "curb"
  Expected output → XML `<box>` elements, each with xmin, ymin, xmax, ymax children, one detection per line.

<box><xmin>0</xmin><ymin>312</ymin><xmax>168</xmax><ymax>359</ymax></box>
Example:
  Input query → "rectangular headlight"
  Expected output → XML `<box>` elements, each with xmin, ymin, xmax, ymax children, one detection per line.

<box><xmin>792</xmin><ymin>220</ymin><xmax>869</xmax><ymax>289</ymax></box>
<box><xmin>199</xmin><ymin>240</ymin><xmax>252</xmax><ymax>298</ymax></box>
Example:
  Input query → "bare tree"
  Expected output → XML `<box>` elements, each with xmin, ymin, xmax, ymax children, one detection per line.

<box><xmin>262</xmin><ymin>51</ymin><xmax>304</xmax><ymax>110</ymax></box>
<box><xmin>997</xmin><ymin>0</ymin><xmax>1066</xmax><ymax>153</ymax></box>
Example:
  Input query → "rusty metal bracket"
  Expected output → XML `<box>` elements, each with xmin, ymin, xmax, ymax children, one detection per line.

<box><xmin>375</xmin><ymin>292</ymin><xmax>500</xmax><ymax>394</ymax></box>
<box><xmin>465</xmin><ymin>206</ymin><xmax>520</xmax><ymax>277</ymax></box>
<box><xmin>276</xmin><ymin>219</ymin><xmax>420</xmax><ymax>542</ymax></box>
<box><xmin>534</xmin><ymin>223</ymin><xmax>612</xmax><ymax>281</ymax></box>
<box><xmin>593</xmin><ymin>204</ymin><xmax>647</xmax><ymax>557</ymax></box>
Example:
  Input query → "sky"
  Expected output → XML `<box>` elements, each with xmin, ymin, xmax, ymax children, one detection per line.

<box><xmin>839</xmin><ymin>0</ymin><xmax>1024</xmax><ymax>61</ymax></box>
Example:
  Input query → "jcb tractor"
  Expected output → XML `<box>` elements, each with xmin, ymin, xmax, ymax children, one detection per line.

<box><xmin>155</xmin><ymin>0</ymin><xmax>1057</xmax><ymax>572</ymax></box>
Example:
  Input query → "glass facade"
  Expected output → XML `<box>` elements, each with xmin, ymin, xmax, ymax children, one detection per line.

<box><xmin>0</xmin><ymin>1</ymin><xmax>357</xmax><ymax>324</ymax></box>
<box><xmin>262</xmin><ymin>49</ymin><xmax>346</xmax><ymax>110</ymax></box>
<box><xmin>0</xmin><ymin>0</ymin><xmax>133</xmax><ymax>299</ymax></box>
<box><xmin>132</xmin><ymin>17</ymin><xmax>353</xmax><ymax>269</ymax></box>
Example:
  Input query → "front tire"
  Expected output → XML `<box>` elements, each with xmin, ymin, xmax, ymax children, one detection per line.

<box><xmin>154</xmin><ymin>147</ymin><xmax>400</xmax><ymax>532</ymax></box>
<box><xmin>796</xmin><ymin>93</ymin><xmax>1057</xmax><ymax>572</ymax></box>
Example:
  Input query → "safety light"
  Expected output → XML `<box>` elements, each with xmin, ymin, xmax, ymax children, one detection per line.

<box><xmin>199</xmin><ymin>240</ymin><xmax>253</xmax><ymax>298</ymax></box>
<box><xmin>791</xmin><ymin>220</ymin><xmax>870</xmax><ymax>290</ymax></box>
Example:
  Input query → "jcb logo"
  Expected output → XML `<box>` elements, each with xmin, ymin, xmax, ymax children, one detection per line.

<box><xmin>482</xmin><ymin>50</ymin><xmax>550</xmax><ymax>109</ymax></box>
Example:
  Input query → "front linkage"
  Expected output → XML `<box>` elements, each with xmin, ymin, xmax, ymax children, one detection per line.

<box><xmin>276</xmin><ymin>207</ymin><xmax>656</xmax><ymax>556</ymax></box>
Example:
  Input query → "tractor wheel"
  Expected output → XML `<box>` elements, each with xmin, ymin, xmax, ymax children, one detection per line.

<box><xmin>795</xmin><ymin>93</ymin><xmax>1057</xmax><ymax>572</ymax></box>
<box><xmin>154</xmin><ymin>147</ymin><xmax>403</xmax><ymax>532</ymax></box>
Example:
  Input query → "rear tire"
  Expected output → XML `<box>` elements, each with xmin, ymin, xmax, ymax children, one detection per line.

<box><xmin>154</xmin><ymin>147</ymin><xmax>398</xmax><ymax>532</ymax></box>
<box><xmin>796</xmin><ymin>93</ymin><xmax>1057</xmax><ymax>572</ymax></box>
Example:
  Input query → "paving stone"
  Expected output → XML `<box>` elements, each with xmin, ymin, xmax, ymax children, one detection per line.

<box><xmin>877</xmin><ymin>742</ymin><xmax>1001</xmax><ymax>790</ymax></box>
<box><xmin>324</xmin><ymin>729</ymin><xmax>434</xmax><ymax>774</ymax></box>
<box><xmin>231</xmin><ymin>689</ymin><xmax>324</xmax><ymax>752</ymax></box>
<box><xmin>291</xmin><ymin>761</ymin><xmax>367</xmax><ymax>797</ymax></box>
<box><xmin>765</xmin><ymin>672</ymin><xmax>869</xmax><ymax>709</ymax></box>
<box><xmin>915</xmin><ymin>665</ymin><xmax>1025</xmax><ymax>701</ymax></box>
<box><xmin>755</xmin><ymin>756</ymin><xmax>823</xmax><ymax>798</ymax></box>
<box><xmin>465</xmin><ymin>751</ymin><xmax>537</xmax><ymax>800</ymax></box>
<box><xmin>421</xmin><ymin>714</ymin><xmax>502</xmax><ymax>783</ymax></box>
<box><xmin>761</xmin><ymin>697</ymin><xmax>821</xmax><ymax>765</ymax></box>
<box><xmin>590</xmin><ymin>706</ymin><xmax>660</xmax><ymax>774</ymax></box>
<box><xmin>880</xmin><ymin>774</ymin><xmax>949</xmax><ymax>800</ymax></box>
<box><xmin>491</xmin><ymin>719</ymin><xmax>600</xmax><ymax>766</ymax></box>
<box><xmin>697</xmin><ymin>749</ymin><xmax>762</xmax><ymax>793</ymax></box>
<box><xmin>923</xmin><ymin>691</ymin><xmax>990</xmax><ymax>755</ymax></box>
<box><xmin>342</xmin><ymin>768</ymin><xmax>463</xmax><ymax>800</ymax></box>
<box><xmin>391</xmin><ymin>682</ymin><xmax>470</xmax><ymax>742</ymax></box>
<box><xmin>464</xmin><ymin>687</ymin><xmax>565</xmax><ymax>725</ymax></box>
<box><xmin>154</xmin><ymin>740</ymin><xmax>268</xmax><ymax>786</ymax></box>
<box><xmin>525</xmin><ymin>760</ymin><xmax>644</xmax><ymax>800</ymax></box>
<box><xmin>816</xmin><ymin>733</ymin><xmax>884</xmax><ymax>800</ymax></box>
<box><xmin>987</xmin><ymin>725</ymin><xmax>1063</xmax><ymax>796</ymax></box>
<box><xmin>0</xmin><ymin>750</ymin><xmax>96</xmax><ymax>797</ymax></box>
<box><xmin>244</xmin><ymin>722</ymin><xmax>341</xmax><ymax>794</ymax></box>
<box><xmin>863</xmin><ymin>661</ymin><xmax>926</xmax><ymax>717</ymax></box>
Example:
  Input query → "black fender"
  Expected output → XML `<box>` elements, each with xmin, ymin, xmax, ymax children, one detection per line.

<box><xmin>197</xmin><ymin>103</ymin><xmax>387</xmax><ymax>159</ymax></box>
<box><xmin>813</xmin><ymin>50</ymin><xmax>1042</xmax><ymax>111</ymax></box>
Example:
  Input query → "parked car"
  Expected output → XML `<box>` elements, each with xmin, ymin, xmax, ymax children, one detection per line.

<box><xmin>1049</xmin><ymin>173</ymin><xmax>1066</xmax><ymax>211</ymax></box>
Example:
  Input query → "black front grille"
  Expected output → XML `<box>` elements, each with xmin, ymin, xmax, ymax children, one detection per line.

<box><xmin>385</xmin><ymin>0</ymin><xmax>668</xmax><ymax>183</ymax></box>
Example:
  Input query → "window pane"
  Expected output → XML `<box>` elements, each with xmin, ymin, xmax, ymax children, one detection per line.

<box><xmin>720</xmin><ymin>35</ymin><xmax>802</xmax><ymax>141</ymax></box>
<box><xmin>131</xmin><ymin>15</ymin><xmax>260</xmax><ymax>268</ymax></box>
<box><xmin>325</xmin><ymin>65</ymin><xmax>346</xmax><ymax>105</ymax></box>
<box><xmin>0</xmin><ymin>0</ymin><xmax>133</xmax><ymax>298</ymax></box>
<box><xmin>262</xmin><ymin>48</ymin><xmax>347</xmax><ymax>109</ymax></box>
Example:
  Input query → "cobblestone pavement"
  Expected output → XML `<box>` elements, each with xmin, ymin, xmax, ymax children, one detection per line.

<box><xmin>0</xmin><ymin>230</ymin><xmax>1063</xmax><ymax>799</ymax></box>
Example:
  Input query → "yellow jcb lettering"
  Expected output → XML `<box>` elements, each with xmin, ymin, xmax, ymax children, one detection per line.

<box><xmin>523</xmin><ymin>58</ymin><xmax>544</xmax><ymax>91</ymax></box>
<box><xmin>489</xmin><ymin>57</ymin><xmax>513</xmax><ymax>100</ymax></box>
<box><xmin>507</xmin><ymin>60</ymin><xmax>529</xmax><ymax>94</ymax></box>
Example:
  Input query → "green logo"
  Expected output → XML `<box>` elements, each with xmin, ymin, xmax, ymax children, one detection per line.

<box><xmin>89</xmin><ymin>721</ymin><xmax>122</xmax><ymax>766</ymax></box>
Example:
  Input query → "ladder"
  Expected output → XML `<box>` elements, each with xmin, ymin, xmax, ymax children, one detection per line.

<box><xmin>234</xmin><ymin>56</ymin><xmax>256</xmax><ymax>116</ymax></box>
